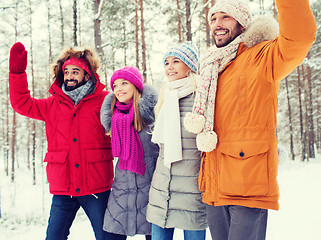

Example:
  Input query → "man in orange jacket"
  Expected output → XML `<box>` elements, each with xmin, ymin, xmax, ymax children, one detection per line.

<box><xmin>184</xmin><ymin>0</ymin><xmax>317</xmax><ymax>239</ymax></box>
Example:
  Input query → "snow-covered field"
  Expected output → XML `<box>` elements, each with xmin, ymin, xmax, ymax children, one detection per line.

<box><xmin>1</xmin><ymin>154</ymin><xmax>321</xmax><ymax>240</ymax></box>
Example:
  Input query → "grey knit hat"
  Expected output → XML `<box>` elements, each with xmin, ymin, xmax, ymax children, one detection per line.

<box><xmin>208</xmin><ymin>0</ymin><xmax>252</xmax><ymax>30</ymax></box>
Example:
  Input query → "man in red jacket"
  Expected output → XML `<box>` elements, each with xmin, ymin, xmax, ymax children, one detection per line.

<box><xmin>9</xmin><ymin>42</ymin><xmax>114</xmax><ymax>240</ymax></box>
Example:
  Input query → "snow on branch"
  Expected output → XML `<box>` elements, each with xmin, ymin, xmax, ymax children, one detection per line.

<box><xmin>94</xmin><ymin>0</ymin><xmax>106</xmax><ymax>21</ymax></box>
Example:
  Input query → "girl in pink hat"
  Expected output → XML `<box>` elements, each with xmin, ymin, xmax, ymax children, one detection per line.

<box><xmin>100</xmin><ymin>66</ymin><xmax>159</xmax><ymax>240</ymax></box>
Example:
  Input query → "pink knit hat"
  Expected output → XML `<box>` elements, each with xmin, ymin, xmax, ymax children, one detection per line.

<box><xmin>110</xmin><ymin>66</ymin><xmax>144</xmax><ymax>92</ymax></box>
<box><xmin>208</xmin><ymin>0</ymin><xmax>251</xmax><ymax>30</ymax></box>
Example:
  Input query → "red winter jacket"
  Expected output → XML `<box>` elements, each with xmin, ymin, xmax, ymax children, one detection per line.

<box><xmin>9</xmin><ymin>72</ymin><xmax>114</xmax><ymax>196</ymax></box>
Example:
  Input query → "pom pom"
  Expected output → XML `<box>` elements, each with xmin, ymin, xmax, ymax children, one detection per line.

<box><xmin>184</xmin><ymin>112</ymin><xmax>205</xmax><ymax>134</ymax></box>
<box><xmin>196</xmin><ymin>131</ymin><xmax>218</xmax><ymax>152</ymax></box>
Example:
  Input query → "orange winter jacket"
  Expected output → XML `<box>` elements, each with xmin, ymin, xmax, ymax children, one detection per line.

<box><xmin>199</xmin><ymin>0</ymin><xmax>317</xmax><ymax>210</ymax></box>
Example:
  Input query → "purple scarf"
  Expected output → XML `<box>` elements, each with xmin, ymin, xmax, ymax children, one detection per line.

<box><xmin>111</xmin><ymin>100</ymin><xmax>145</xmax><ymax>175</ymax></box>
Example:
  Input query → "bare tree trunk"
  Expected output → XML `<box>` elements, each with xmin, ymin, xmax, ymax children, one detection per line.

<box><xmin>27</xmin><ymin>119</ymin><xmax>31</xmax><ymax>170</ymax></box>
<box><xmin>317</xmin><ymin>104</ymin><xmax>321</xmax><ymax>149</ymax></box>
<box><xmin>301</xmin><ymin>65</ymin><xmax>309</xmax><ymax>161</ymax></box>
<box><xmin>185</xmin><ymin>0</ymin><xmax>192</xmax><ymax>41</ymax></box>
<box><xmin>204</xmin><ymin>0</ymin><xmax>211</xmax><ymax>47</ymax></box>
<box><xmin>259</xmin><ymin>0</ymin><xmax>262</xmax><ymax>10</ymax></box>
<box><xmin>73</xmin><ymin>0</ymin><xmax>78</xmax><ymax>46</ymax></box>
<box><xmin>47</xmin><ymin>0</ymin><xmax>52</xmax><ymax>64</ymax></box>
<box><xmin>2</xmin><ymin>106</ymin><xmax>7</xmax><ymax>176</ymax></box>
<box><xmin>11</xmin><ymin>0</ymin><xmax>19</xmax><ymax>176</ymax></box>
<box><xmin>58</xmin><ymin>0</ymin><xmax>64</xmax><ymax>47</ymax></box>
<box><xmin>11</xmin><ymin>113</ymin><xmax>16</xmax><ymax>178</ymax></box>
<box><xmin>38</xmin><ymin>91</ymin><xmax>46</xmax><ymax>214</ymax></box>
<box><xmin>176</xmin><ymin>0</ymin><xmax>182</xmax><ymax>43</ymax></box>
<box><xmin>28</xmin><ymin>0</ymin><xmax>36</xmax><ymax>184</ymax></box>
<box><xmin>297</xmin><ymin>67</ymin><xmax>305</xmax><ymax>161</ymax></box>
<box><xmin>94</xmin><ymin>0</ymin><xmax>104</xmax><ymax>59</ymax></box>
<box><xmin>2</xmin><ymin>114</ymin><xmax>8</xmax><ymax>176</ymax></box>
<box><xmin>272</xmin><ymin>0</ymin><xmax>277</xmax><ymax>19</ymax></box>
<box><xmin>139</xmin><ymin>0</ymin><xmax>147</xmax><ymax>81</ymax></box>
<box><xmin>305</xmin><ymin>54</ymin><xmax>315</xmax><ymax>158</ymax></box>
<box><xmin>32</xmin><ymin>123</ymin><xmax>36</xmax><ymax>185</ymax></box>
<box><xmin>47</xmin><ymin>0</ymin><xmax>53</xmax><ymax>92</ymax></box>
<box><xmin>8</xmin><ymin>0</ymin><xmax>21</xmax><ymax>182</ymax></box>
<box><xmin>285</xmin><ymin>77</ymin><xmax>295</xmax><ymax>160</ymax></box>
<box><xmin>147</xmin><ymin>52</ymin><xmax>153</xmax><ymax>84</ymax></box>
<box><xmin>78</xmin><ymin>1</ymin><xmax>82</xmax><ymax>46</ymax></box>
<box><xmin>10</xmin><ymin>0</ymin><xmax>21</xmax><ymax>182</ymax></box>
<box><xmin>123</xmin><ymin>23</ymin><xmax>127</xmax><ymax>65</ymax></box>
<box><xmin>135</xmin><ymin>0</ymin><xmax>139</xmax><ymax>69</ymax></box>
<box><xmin>6</xmin><ymin>69</ymin><xmax>10</xmax><ymax>181</ymax></box>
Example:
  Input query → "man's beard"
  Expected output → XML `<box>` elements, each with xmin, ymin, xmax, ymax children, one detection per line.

<box><xmin>213</xmin><ymin>25</ymin><xmax>243</xmax><ymax>48</ymax></box>
<box><xmin>64</xmin><ymin>77</ymin><xmax>87</xmax><ymax>91</ymax></box>
<box><xmin>213</xmin><ymin>31</ymin><xmax>236</xmax><ymax>48</ymax></box>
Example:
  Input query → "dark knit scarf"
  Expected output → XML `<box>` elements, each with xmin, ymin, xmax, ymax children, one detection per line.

<box><xmin>62</xmin><ymin>79</ymin><xmax>94</xmax><ymax>106</ymax></box>
<box><xmin>111</xmin><ymin>100</ymin><xmax>145</xmax><ymax>175</ymax></box>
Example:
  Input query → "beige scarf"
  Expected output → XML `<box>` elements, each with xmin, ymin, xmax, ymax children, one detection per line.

<box><xmin>184</xmin><ymin>35</ymin><xmax>243</xmax><ymax>152</ymax></box>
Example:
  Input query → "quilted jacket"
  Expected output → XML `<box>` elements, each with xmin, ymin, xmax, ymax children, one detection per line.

<box><xmin>146</xmin><ymin>94</ymin><xmax>207</xmax><ymax>231</ymax></box>
<box><xmin>101</xmin><ymin>85</ymin><xmax>159</xmax><ymax>236</ymax></box>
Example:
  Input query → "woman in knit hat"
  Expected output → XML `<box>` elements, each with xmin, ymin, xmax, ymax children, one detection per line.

<box><xmin>146</xmin><ymin>42</ymin><xmax>207</xmax><ymax>240</ymax></box>
<box><xmin>100</xmin><ymin>66</ymin><xmax>159</xmax><ymax>240</ymax></box>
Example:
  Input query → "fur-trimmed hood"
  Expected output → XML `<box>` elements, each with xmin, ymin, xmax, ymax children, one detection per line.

<box><xmin>52</xmin><ymin>46</ymin><xmax>101</xmax><ymax>87</ymax></box>
<box><xmin>243</xmin><ymin>15</ymin><xmax>279</xmax><ymax>48</ymax></box>
<box><xmin>100</xmin><ymin>84</ymin><xmax>158</xmax><ymax>133</ymax></box>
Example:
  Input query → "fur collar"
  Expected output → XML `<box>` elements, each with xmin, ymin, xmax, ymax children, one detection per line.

<box><xmin>52</xmin><ymin>46</ymin><xmax>101</xmax><ymax>87</ymax></box>
<box><xmin>100</xmin><ymin>84</ymin><xmax>158</xmax><ymax>133</ymax></box>
<box><xmin>243</xmin><ymin>15</ymin><xmax>279</xmax><ymax>48</ymax></box>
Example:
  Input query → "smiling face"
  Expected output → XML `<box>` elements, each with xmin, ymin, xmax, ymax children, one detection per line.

<box><xmin>63</xmin><ymin>64</ymin><xmax>90</xmax><ymax>91</ymax></box>
<box><xmin>112</xmin><ymin>79</ymin><xmax>135</xmax><ymax>104</ymax></box>
<box><xmin>210</xmin><ymin>12</ymin><xmax>244</xmax><ymax>48</ymax></box>
<box><xmin>164</xmin><ymin>56</ymin><xmax>191</xmax><ymax>82</ymax></box>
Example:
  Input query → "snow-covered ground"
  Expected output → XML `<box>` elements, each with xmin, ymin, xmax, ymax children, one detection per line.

<box><xmin>1</xmin><ymin>154</ymin><xmax>321</xmax><ymax>240</ymax></box>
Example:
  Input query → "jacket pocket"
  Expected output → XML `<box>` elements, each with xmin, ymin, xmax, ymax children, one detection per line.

<box><xmin>85</xmin><ymin>149</ymin><xmax>114</xmax><ymax>191</ymax></box>
<box><xmin>44</xmin><ymin>151</ymin><xmax>70</xmax><ymax>192</ymax></box>
<box><xmin>218</xmin><ymin>141</ymin><xmax>269</xmax><ymax>197</ymax></box>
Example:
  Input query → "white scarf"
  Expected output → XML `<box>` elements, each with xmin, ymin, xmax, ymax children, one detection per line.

<box><xmin>152</xmin><ymin>76</ymin><xmax>194</xmax><ymax>168</ymax></box>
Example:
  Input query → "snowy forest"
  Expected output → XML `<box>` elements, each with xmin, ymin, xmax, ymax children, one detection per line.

<box><xmin>0</xmin><ymin>0</ymin><xmax>320</xmax><ymax>238</ymax></box>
